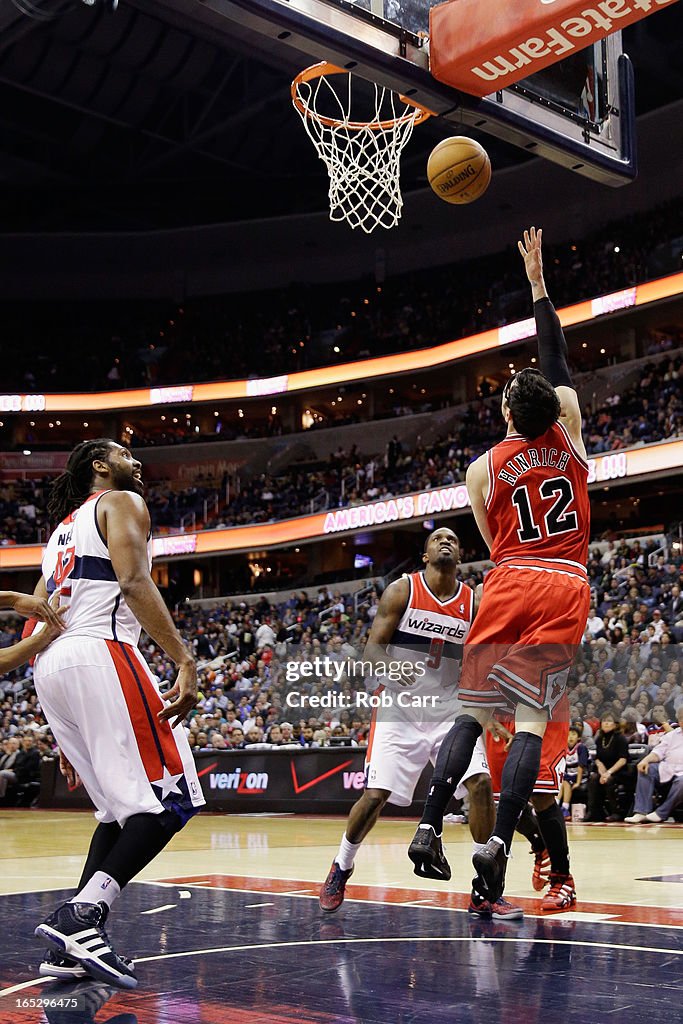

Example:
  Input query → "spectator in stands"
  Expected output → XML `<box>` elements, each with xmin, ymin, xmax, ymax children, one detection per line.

<box><xmin>586</xmin><ymin>607</ymin><xmax>607</xmax><ymax>639</ymax></box>
<box><xmin>585</xmin><ymin>712</ymin><xmax>631</xmax><ymax>822</ymax></box>
<box><xmin>559</xmin><ymin>726</ymin><xmax>590</xmax><ymax>819</ymax></box>
<box><xmin>245</xmin><ymin>727</ymin><xmax>265</xmax><ymax>746</ymax></box>
<box><xmin>625</xmin><ymin>705</ymin><xmax>683</xmax><ymax>823</ymax></box>
<box><xmin>267</xmin><ymin>724</ymin><xmax>283</xmax><ymax>746</ymax></box>
<box><xmin>0</xmin><ymin>732</ymin><xmax>40</xmax><ymax>801</ymax></box>
<box><xmin>229</xmin><ymin>727</ymin><xmax>246</xmax><ymax>750</ymax></box>
<box><xmin>279</xmin><ymin>723</ymin><xmax>299</xmax><ymax>747</ymax></box>
<box><xmin>665</xmin><ymin>584</ymin><xmax>683</xmax><ymax>629</ymax></box>
<box><xmin>0</xmin><ymin>737</ymin><xmax>20</xmax><ymax>795</ymax></box>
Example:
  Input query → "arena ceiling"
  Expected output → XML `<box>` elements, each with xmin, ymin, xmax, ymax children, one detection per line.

<box><xmin>1</xmin><ymin>0</ymin><xmax>682</xmax><ymax>233</ymax></box>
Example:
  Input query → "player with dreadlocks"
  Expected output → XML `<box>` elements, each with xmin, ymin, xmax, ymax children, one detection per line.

<box><xmin>31</xmin><ymin>439</ymin><xmax>204</xmax><ymax>989</ymax></box>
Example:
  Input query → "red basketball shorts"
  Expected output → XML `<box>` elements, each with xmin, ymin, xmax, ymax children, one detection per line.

<box><xmin>486</xmin><ymin>713</ymin><xmax>569</xmax><ymax>796</ymax></box>
<box><xmin>458</xmin><ymin>566</ymin><xmax>590</xmax><ymax>714</ymax></box>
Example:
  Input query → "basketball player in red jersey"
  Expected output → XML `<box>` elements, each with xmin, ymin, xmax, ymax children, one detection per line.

<box><xmin>409</xmin><ymin>227</ymin><xmax>590</xmax><ymax>904</ymax></box>
<box><xmin>319</xmin><ymin>527</ymin><xmax>522</xmax><ymax>920</ymax></box>
<box><xmin>31</xmin><ymin>439</ymin><xmax>204</xmax><ymax>988</ymax></box>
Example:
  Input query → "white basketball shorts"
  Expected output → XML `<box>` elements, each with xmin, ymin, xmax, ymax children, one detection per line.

<box><xmin>34</xmin><ymin>637</ymin><xmax>205</xmax><ymax>826</ymax></box>
<box><xmin>364</xmin><ymin>707</ymin><xmax>489</xmax><ymax>807</ymax></box>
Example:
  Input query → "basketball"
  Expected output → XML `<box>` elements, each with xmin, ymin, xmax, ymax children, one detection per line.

<box><xmin>427</xmin><ymin>136</ymin><xmax>491</xmax><ymax>205</ymax></box>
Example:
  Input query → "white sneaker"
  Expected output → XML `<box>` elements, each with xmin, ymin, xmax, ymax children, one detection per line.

<box><xmin>645</xmin><ymin>811</ymin><xmax>665</xmax><ymax>823</ymax></box>
<box><xmin>624</xmin><ymin>813</ymin><xmax>648</xmax><ymax>823</ymax></box>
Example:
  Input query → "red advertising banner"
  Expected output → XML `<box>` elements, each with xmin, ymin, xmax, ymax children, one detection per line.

<box><xmin>2</xmin><ymin>438</ymin><xmax>683</xmax><ymax>570</ymax></box>
<box><xmin>430</xmin><ymin>0</ymin><xmax>677</xmax><ymax>97</ymax></box>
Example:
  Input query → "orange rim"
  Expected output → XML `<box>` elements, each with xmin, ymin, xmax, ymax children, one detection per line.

<box><xmin>291</xmin><ymin>61</ymin><xmax>433</xmax><ymax>130</ymax></box>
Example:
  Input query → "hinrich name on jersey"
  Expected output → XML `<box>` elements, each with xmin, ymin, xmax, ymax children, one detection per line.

<box><xmin>497</xmin><ymin>447</ymin><xmax>570</xmax><ymax>486</ymax></box>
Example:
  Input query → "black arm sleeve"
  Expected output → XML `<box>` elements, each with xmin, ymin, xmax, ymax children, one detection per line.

<box><xmin>534</xmin><ymin>296</ymin><xmax>573</xmax><ymax>388</ymax></box>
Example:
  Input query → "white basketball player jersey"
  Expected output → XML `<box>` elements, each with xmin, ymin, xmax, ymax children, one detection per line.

<box><xmin>386</xmin><ymin>571</ymin><xmax>473</xmax><ymax>699</ymax></box>
<box><xmin>40</xmin><ymin>489</ymin><xmax>151</xmax><ymax>647</ymax></box>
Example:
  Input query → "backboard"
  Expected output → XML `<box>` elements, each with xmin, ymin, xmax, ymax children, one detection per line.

<box><xmin>213</xmin><ymin>0</ymin><xmax>635</xmax><ymax>185</ymax></box>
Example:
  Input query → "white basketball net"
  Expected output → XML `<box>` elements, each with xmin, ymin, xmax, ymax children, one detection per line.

<box><xmin>292</xmin><ymin>65</ymin><xmax>430</xmax><ymax>234</ymax></box>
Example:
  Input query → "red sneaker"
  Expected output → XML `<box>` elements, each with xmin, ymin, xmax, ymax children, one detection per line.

<box><xmin>319</xmin><ymin>862</ymin><xmax>354</xmax><ymax>913</ymax></box>
<box><xmin>531</xmin><ymin>848</ymin><xmax>551</xmax><ymax>891</ymax></box>
<box><xmin>541</xmin><ymin>873</ymin><xmax>577</xmax><ymax>912</ymax></box>
<box><xmin>468</xmin><ymin>891</ymin><xmax>524</xmax><ymax>920</ymax></box>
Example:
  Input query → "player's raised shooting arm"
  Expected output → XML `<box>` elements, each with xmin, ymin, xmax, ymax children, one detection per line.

<box><xmin>101</xmin><ymin>492</ymin><xmax>192</xmax><ymax>668</ymax></box>
<box><xmin>466</xmin><ymin>458</ymin><xmax>493</xmax><ymax>552</ymax></box>
<box><xmin>518</xmin><ymin>227</ymin><xmax>587</xmax><ymax>460</ymax></box>
<box><xmin>360</xmin><ymin>577</ymin><xmax>410</xmax><ymax>675</ymax></box>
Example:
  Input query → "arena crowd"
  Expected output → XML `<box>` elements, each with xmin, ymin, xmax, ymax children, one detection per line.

<box><xmin>3</xmin><ymin>198</ymin><xmax>682</xmax><ymax>394</ymax></box>
<box><xmin>2</xmin><ymin>352</ymin><xmax>682</xmax><ymax>546</ymax></box>
<box><xmin>2</xmin><ymin>537</ymin><xmax>682</xmax><ymax>820</ymax></box>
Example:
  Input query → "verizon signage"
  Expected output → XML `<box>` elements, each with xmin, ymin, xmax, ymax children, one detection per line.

<box><xmin>41</xmin><ymin>748</ymin><xmax>433</xmax><ymax>814</ymax></box>
<box><xmin>431</xmin><ymin>0</ymin><xmax>677</xmax><ymax>97</ymax></box>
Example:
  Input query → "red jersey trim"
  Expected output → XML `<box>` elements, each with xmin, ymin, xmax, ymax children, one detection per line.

<box><xmin>405</xmin><ymin>571</ymin><xmax>415</xmax><ymax>612</ymax></box>
<box><xmin>484</xmin><ymin>450</ymin><xmax>496</xmax><ymax>510</ymax></box>
<box><xmin>498</xmin><ymin>555</ymin><xmax>587</xmax><ymax>571</ymax></box>
<box><xmin>62</xmin><ymin>489</ymin><xmax>110</xmax><ymax>526</ymax></box>
<box><xmin>555</xmin><ymin>420</ymin><xmax>589</xmax><ymax>470</ymax></box>
<box><xmin>496</xmin><ymin>561</ymin><xmax>588</xmax><ymax>582</ymax></box>
<box><xmin>414</xmin><ymin>571</ymin><xmax>463</xmax><ymax>609</ymax></box>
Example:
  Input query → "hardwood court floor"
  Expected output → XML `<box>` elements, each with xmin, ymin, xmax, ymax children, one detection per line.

<box><xmin>0</xmin><ymin>810</ymin><xmax>682</xmax><ymax>1024</ymax></box>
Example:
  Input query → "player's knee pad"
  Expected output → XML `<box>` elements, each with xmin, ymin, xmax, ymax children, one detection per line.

<box><xmin>433</xmin><ymin>715</ymin><xmax>483</xmax><ymax>781</ymax></box>
<box><xmin>500</xmin><ymin>732</ymin><xmax>542</xmax><ymax>808</ymax></box>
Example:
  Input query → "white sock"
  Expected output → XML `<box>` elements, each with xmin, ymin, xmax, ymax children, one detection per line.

<box><xmin>562</xmin><ymin>802</ymin><xmax>570</xmax><ymax>810</ymax></box>
<box><xmin>336</xmin><ymin>834</ymin><xmax>362</xmax><ymax>871</ymax></box>
<box><xmin>491</xmin><ymin>835</ymin><xmax>510</xmax><ymax>858</ymax></box>
<box><xmin>418</xmin><ymin>823</ymin><xmax>442</xmax><ymax>838</ymax></box>
<box><xmin>472</xmin><ymin>841</ymin><xmax>486</xmax><ymax>855</ymax></box>
<box><xmin>70</xmin><ymin>871</ymin><xmax>121</xmax><ymax>910</ymax></box>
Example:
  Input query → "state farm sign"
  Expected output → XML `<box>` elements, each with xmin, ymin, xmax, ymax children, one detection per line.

<box><xmin>430</xmin><ymin>0</ymin><xmax>676</xmax><ymax>97</ymax></box>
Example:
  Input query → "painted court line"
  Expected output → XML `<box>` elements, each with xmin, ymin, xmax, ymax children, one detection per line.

<box><xmin>244</xmin><ymin>902</ymin><xmax>275</xmax><ymax>908</ymax></box>
<box><xmin>141</xmin><ymin>904</ymin><xmax>177</xmax><ymax>915</ymax></box>
<box><xmin>3</xmin><ymin>936</ymin><xmax>681</xmax><ymax>1001</ymax></box>
<box><xmin>148</xmin><ymin>876</ymin><xmax>683</xmax><ymax>932</ymax></box>
<box><xmin>551</xmin><ymin>912</ymin><xmax>619</xmax><ymax>923</ymax></box>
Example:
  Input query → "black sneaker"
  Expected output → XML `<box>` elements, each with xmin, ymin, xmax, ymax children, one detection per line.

<box><xmin>472</xmin><ymin>836</ymin><xmax>508</xmax><ymax>903</ymax></box>
<box><xmin>38</xmin><ymin>949</ymin><xmax>87</xmax><ymax>981</ymax></box>
<box><xmin>41</xmin><ymin>979</ymin><xmax>116</xmax><ymax>1024</ymax></box>
<box><xmin>408</xmin><ymin>824</ymin><xmax>452</xmax><ymax>880</ymax></box>
<box><xmin>35</xmin><ymin>901</ymin><xmax>137</xmax><ymax>990</ymax></box>
<box><xmin>39</xmin><ymin>945</ymin><xmax>135</xmax><ymax>982</ymax></box>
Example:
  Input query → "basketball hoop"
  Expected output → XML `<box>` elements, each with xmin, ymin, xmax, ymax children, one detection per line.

<box><xmin>291</xmin><ymin>62</ymin><xmax>432</xmax><ymax>234</ymax></box>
